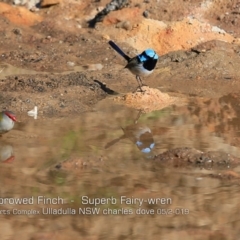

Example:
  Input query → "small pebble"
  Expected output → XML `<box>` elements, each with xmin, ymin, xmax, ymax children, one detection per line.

<box><xmin>143</xmin><ymin>10</ymin><xmax>149</xmax><ymax>18</ymax></box>
<box><xmin>67</xmin><ymin>61</ymin><xmax>75</xmax><ymax>67</ymax></box>
<box><xmin>87</xmin><ymin>63</ymin><xmax>103</xmax><ymax>71</ymax></box>
<box><xmin>122</xmin><ymin>21</ymin><xmax>132</xmax><ymax>31</ymax></box>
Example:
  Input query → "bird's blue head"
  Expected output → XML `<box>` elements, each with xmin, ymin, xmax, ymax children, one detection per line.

<box><xmin>138</xmin><ymin>49</ymin><xmax>159</xmax><ymax>63</ymax></box>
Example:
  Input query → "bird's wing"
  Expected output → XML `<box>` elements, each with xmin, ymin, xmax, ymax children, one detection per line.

<box><xmin>125</xmin><ymin>57</ymin><xmax>139</xmax><ymax>69</ymax></box>
<box><xmin>108</xmin><ymin>40</ymin><xmax>131</xmax><ymax>61</ymax></box>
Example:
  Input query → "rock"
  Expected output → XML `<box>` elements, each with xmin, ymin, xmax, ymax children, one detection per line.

<box><xmin>0</xmin><ymin>2</ymin><xmax>42</xmax><ymax>26</ymax></box>
<box><xmin>103</xmin><ymin>7</ymin><xmax>142</xmax><ymax>25</ymax></box>
<box><xmin>143</xmin><ymin>10</ymin><xmax>149</xmax><ymax>18</ymax></box>
<box><xmin>211</xmin><ymin>26</ymin><xmax>226</xmax><ymax>34</ymax></box>
<box><xmin>113</xmin><ymin>86</ymin><xmax>180</xmax><ymax>112</ymax></box>
<box><xmin>40</xmin><ymin>0</ymin><xmax>61</xmax><ymax>7</ymax></box>
<box><xmin>13</xmin><ymin>0</ymin><xmax>40</xmax><ymax>10</ymax></box>
<box><xmin>88</xmin><ymin>0</ymin><xmax>130</xmax><ymax>27</ymax></box>
<box><xmin>154</xmin><ymin>147</ymin><xmax>240</xmax><ymax>169</ymax></box>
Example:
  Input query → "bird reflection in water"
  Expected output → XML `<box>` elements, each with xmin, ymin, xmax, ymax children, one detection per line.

<box><xmin>105</xmin><ymin>124</ymin><xmax>155</xmax><ymax>154</ymax></box>
<box><xmin>0</xmin><ymin>144</ymin><xmax>15</xmax><ymax>163</ymax></box>
<box><xmin>105</xmin><ymin>111</ymin><xmax>155</xmax><ymax>157</ymax></box>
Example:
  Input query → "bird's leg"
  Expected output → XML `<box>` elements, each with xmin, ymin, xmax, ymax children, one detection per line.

<box><xmin>134</xmin><ymin>110</ymin><xmax>143</xmax><ymax>124</ymax></box>
<box><xmin>137</xmin><ymin>75</ymin><xmax>143</xmax><ymax>87</ymax></box>
<box><xmin>134</xmin><ymin>75</ymin><xmax>144</xmax><ymax>92</ymax></box>
<box><xmin>140</xmin><ymin>78</ymin><xmax>148</xmax><ymax>87</ymax></box>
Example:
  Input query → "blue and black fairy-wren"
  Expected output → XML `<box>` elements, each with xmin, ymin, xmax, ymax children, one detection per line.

<box><xmin>108</xmin><ymin>40</ymin><xmax>159</xmax><ymax>91</ymax></box>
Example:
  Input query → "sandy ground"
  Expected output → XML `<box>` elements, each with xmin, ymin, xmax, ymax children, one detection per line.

<box><xmin>1</xmin><ymin>0</ymin><xmax>240</xmax><ymax>239</ymax></box>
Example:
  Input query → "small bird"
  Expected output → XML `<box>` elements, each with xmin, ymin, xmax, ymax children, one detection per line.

<box><xmin>0</xmin><ymin>111</ymin><xmax>16</xmax><ymax>135</ymax></box>
<box><xmin>108</xmin><ymin>40</ymin><xmax>159</xmax><ymax>91</ymax></box>
<box><xmin>0</xmin><ymin>145</ymin><xmax>15</xmax><ymax>163</ymax></box>
<box><xmin>105</xmin><ymin>123</ymin><xmax>155</xmax><ymax>155</ymax></box>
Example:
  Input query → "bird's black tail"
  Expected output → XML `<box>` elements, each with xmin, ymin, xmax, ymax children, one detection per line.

<box><xmin>104</xmin><ymin>135</ymin><xmax>126</xmax><ymax>149</ymax></box>
<box><xmin>108</xmin><ymin>40</ymin><xmax>131</xmax><ymax>61</ymax></box>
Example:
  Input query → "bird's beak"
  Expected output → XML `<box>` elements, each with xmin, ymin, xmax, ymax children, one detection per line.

<box><xmin>12</xmin><ymin>116</ymin><xmax>17</xmax><ymax>122</ymax></box>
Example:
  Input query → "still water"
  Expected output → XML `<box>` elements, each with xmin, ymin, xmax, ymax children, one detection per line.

<box><xmin>1</xmin><ymin>93</ymin><xmax>240</xmax><ymax>239</ymax></box>
<box><xmin>1</xmin><ymin>94</ymin><xmax>240</xmax><ymax>168</ymax></box>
